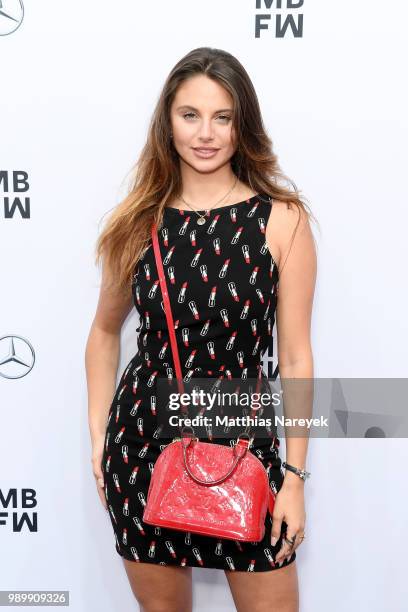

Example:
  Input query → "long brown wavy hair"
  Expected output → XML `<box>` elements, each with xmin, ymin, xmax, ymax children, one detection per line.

<box><xmin>95</xmin><ymin>46</ymin><xmax>316</xmax><ymax>295</ymax></box>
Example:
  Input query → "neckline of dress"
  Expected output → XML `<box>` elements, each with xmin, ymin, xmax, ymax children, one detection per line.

<box><xmin>163</xmin><ymin>192</ymin><xmax>269</xmax><ymax>215</ymax></box>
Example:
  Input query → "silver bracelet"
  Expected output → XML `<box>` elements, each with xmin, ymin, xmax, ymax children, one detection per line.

<box><xmin>282</xmin><ymin>461</ymin><xmax>311</xmax><ymax>481</ymax></box>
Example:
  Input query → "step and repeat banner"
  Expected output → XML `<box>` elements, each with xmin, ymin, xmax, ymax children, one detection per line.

<box><xmin>1</xmin><ymin>1</ymin><xmax>407</xmax><ymax>611</ymax></box>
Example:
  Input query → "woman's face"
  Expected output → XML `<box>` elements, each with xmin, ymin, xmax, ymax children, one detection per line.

<box><xmin>169</xmin><ymin>74</ymin><xmax>237</xmax><ymax>173</ymax></box>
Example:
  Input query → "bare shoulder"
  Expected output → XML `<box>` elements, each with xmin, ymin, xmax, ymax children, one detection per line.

<box><xmin>269</xmin><ymin>198</ymin><xmax>310</xmax><ymax>234</ymax></box>
<box><xmin>266</xmin><ymin>198</ymin><xmax>314</xmax><ymax>273</ymax></box>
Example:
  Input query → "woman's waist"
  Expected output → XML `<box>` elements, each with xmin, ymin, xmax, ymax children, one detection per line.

<box><xmin>135</xmin><ymin>360</ymin><xmax>265</xmax><ymax>382</ymax></box>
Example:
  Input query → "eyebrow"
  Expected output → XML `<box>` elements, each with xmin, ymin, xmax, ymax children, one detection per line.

<box><xmin>176</xmin><ymin>105</ymin><xmax>233</xmax><ymax>113</ymax></box>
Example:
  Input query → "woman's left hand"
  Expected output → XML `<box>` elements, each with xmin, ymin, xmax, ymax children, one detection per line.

<box><xmin>270</xmin><ymin>476</ymin><xmax>306</xmax><ymax>565</ymax></box>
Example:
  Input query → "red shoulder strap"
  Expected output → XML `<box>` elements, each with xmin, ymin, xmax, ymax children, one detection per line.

<box><xmin>151</xmin><ymin>222</ymin><xmax>185</xmax><ymax>395</ymax></box>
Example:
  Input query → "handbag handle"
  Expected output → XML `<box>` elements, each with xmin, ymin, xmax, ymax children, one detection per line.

<box><xmin>181</xmin><ymin>436</ymin><xmax>250</xmax><ymax>486</ymax></box>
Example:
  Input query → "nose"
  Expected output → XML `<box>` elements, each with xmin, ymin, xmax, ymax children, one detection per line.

<box><xmin>197</xmin><ymin>118</ymin><xmax>214</xmax><ymax>141</ymax></box>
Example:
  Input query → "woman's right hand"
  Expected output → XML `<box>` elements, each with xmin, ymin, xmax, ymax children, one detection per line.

<box><xmin>92</xmin><ymin>435</ymin><xmax>108</xmax><ymax>511</ymax></box>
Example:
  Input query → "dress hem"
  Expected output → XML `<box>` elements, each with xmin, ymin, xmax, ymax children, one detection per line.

<box><xmin>115</xmin><ymin>543</ymin><xmax>296</xmax><ymax>572</ymax></box>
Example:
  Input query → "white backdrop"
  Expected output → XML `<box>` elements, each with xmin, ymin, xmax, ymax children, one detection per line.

<box><xmin>1</xmin><ymin>1</ymin><xmax>407</xmax><ymax>610</ymax></box>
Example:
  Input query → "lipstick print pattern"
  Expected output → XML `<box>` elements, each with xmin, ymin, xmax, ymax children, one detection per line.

<box><xmin>101</xmin><ymin>193</ymin><xmax>296</xmax><ymax>571</ymax></box>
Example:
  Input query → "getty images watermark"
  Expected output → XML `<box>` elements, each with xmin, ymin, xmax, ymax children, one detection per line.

<box><xmin>154</xmin><ymin>377</ymin><xmax>408</xmax><ymax>439</ymax></box>
<box><xmin>166</xmin><ymin>386</ymin><xmax>327</xmax><ymax>430</ymax></box>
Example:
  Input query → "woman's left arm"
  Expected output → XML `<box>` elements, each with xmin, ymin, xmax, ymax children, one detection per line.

<box><xmin>265</xmin><ymin>199</ymin><xmax>317</xmax><ymax>564</ymax></box>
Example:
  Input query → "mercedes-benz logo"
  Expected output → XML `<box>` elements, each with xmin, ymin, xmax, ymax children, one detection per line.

<box><xmin>0</xmin><ymin>1</ymin><xmax>24</xmax><ymax>36</ymax></box>
<box><xmin>0</xmin><ymin>335</ymin><xmax>35</xmax><ymax>379</ymax></box>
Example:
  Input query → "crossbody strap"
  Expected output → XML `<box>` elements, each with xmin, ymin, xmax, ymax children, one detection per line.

<box><xmin>151</xmin><ymin>222</ymin><xmax>185</xmax><ymax>396</ymax></box>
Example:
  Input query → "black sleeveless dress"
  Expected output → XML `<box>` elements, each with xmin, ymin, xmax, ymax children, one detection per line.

<box><xmin>101</xmin><ymin>192</ymin><xmax>297</xmax><ymax>572</ymax></box>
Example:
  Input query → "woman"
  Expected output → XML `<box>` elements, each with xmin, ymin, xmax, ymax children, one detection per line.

<box><xmin>86</xmin><ymin>47</ymin><xmax>316</xmax><ymax>612</ymax></box>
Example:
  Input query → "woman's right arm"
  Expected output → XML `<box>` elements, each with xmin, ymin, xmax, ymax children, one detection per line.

<box><xmin>85</xmin><ymin>258</ymin><xmax>134</xmax><ymax>509</ymax></box>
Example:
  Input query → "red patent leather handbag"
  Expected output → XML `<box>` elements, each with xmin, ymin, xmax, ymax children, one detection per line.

<box><xmin>142</xmin><ymin>222</ymin><xmax>276</xmax><ymax>542</ymax></box>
